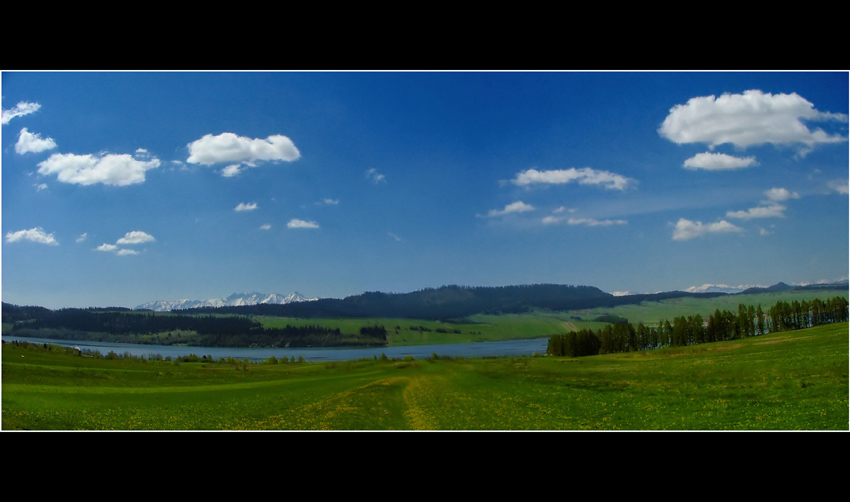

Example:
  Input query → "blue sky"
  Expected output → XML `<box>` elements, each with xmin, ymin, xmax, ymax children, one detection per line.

<box><xmin>2</xmin><ymin>71</ymin><xmax>847</xmax><ymax>309</ymax></box>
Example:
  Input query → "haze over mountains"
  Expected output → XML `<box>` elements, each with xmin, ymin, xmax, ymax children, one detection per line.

<box><xmin>135</xmin><ymin>292</ymin><xmax>316</xmax><ymax>312</ymax></box>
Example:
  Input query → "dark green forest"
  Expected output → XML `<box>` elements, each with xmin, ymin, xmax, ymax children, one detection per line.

<box><xmin>547</xmin><ymin>296</ymin><xmax>849</xmax><ymax>357</ymax></box>
<box><xmin>2</xmin><ymin>305</ymin><xmax>387</xmax><ymax>348</ymax></box>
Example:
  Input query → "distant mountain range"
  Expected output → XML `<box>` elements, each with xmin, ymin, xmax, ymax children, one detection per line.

<box><xmin>135</xmin><ymin>292</ymin><xmax>316</xmax><ymax>312</ymax></box>
<box><xmin>173</xmin><ymin>281</ymin><xmax>848</xmax><ymax>320</ymax></box>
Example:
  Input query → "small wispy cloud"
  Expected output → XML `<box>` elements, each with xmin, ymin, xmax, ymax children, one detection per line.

<box><xmin>366</xmin><ymin>168</ymin><xmax>386</xmax><ymax>184</ymax></box>
<box><xmin>726</xmin><ymin>204</ymin><xmax>786</xmax><ymax>220</ymax></box>
<box><xmin>1</xmin><ymin>101</ymin><xmax>41</xmax><ymax>125</ymax></box>
<box><xmin>234</xmin><ymin>202</ymin><xmax>258</xmax><ymax>212</ymax></box>
<box><xmin>543</xmin><ymin>215</ymin><xmax>627</xmax><ymax>227</ymax></box>
<box><xmin>287</xmin><ymin>219</ymin><xmax>319</xmax><ymax>229</ymax></box>
<box><xmin>260</xmin><ymin>224</ymin><xmax>272</xmax><ymax>230</ymax></box>
<box><xmin>483</xmin><ymin>201</ymin><xmax>535</xmax><ymax>218</ymax></box>
<box><xmin>672</xmin><ymin>218</ymin><xmax>742</xmax><ymax>241</ymax></box>
<box><xmin>76</xmin><ymin>233</ymin><xmax>88</xmax><ymax>243</ymax></box>
<box><xmin>828</xmin><ymin>180</ymin><xmax>848</xmax><ymax>195</ymax></box>
<box><xmin>388</xmin><ymin>231</ymin><xmax>403</xmax><ymax>242</ymax></box>
<box><xmin>5</xmin><ymin>227</ymin><xmax>58</xmax><ymax>246</ymax></box>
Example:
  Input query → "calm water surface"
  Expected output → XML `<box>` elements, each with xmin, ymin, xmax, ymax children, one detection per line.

<box><xmin>1</xmin><ymin>335</ymin><xmax>549</xmax><ymax>362</ymax></box>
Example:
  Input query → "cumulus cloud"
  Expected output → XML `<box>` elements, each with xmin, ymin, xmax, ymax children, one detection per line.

<box><xmin>726</xmin><ymin>203</ymin><xmax>787</xmax><ymax>220</ymax></box>
<box><xmin>96</xmin><ymin>231</ymin><xmax>153</xmax><ymax>255</ymax></box>
<box><xmin>2</xmin><ymin>101</ymin><xmax>41</xmax><ymax>125</ymax></box>
<box><xmin>672</xmin><ymin>218</ymin><xmax>742</xmax><ymax>241</ymax></box>
<box><xmin>234</xmin><ymin>202</ymin><xmax>258</xmax><ymax>212</ymax></box>
<box><xmin>116</xmin><ymin>231</ymin><xmax>155</xmax><ymax>245</ymax></box>
<box><xmin>683</xmin><ymin>152</ymin><xmax>757</xmax><ymax>171</ymax></box>
<box><xmin>659</xmin><ymin>89</ymin><xmax>848</xmax><ymax>149</ymax></box>
<box><xmin>484</xmin><ymin>201</ymin><xmax>535</xmax><ymax>218</ymax></box>
<box><xmin>186</xmin><ymin>133</ymin><xmax>300</xmax><ymax>176</ymax></box>
<box><xmin>764</xmin><ymin>187</ymin><xmax>800</xmax><ymax>202</ymax></box>
<box><xmin>15</xmin><ymin>128</ymin><xmax>58</xmax><ymax>154</ymax></box>
<box><xmin>511</xmin><ymin>167</ymin><xmax>632</xmax><ymax>190</ymax></box>
<box><xmin>366</xmin><ymin>168</ymin><xmax>386</xmax><ymax>184</ymax></box>
<box><xmin>5</xmin><ymin>227</ymin><xmax>58</xmax><ymax>245</ymax></box>
<box><xmin>287</xmin><ymin>219</ymin><xmax>319</xmax><ymax>229</ymax></box>
<box><xmin>37</xmin><ymin>152</ymin><xmax>160</xmax><ymax>186</ymax></box>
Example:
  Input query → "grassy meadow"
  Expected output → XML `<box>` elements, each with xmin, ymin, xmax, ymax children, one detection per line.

<box><xmin>3</xmin><ymin>321</ymin><xmax>847</xmax><ymax>430</ymax></box>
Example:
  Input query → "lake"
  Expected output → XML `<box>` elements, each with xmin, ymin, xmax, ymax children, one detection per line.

<box><xmin>1</xmin><ymin>335</ymin><xmax>549</xmax><ymax>362</ymax></box>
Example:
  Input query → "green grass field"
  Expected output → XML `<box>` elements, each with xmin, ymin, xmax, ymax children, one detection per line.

<box><xmin>3</xmin><ymin>321</ymin><xmax>847</xmax><ymax>430</ymax></box>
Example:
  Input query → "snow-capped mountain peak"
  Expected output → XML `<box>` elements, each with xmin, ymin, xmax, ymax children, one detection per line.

<box><xmin>135</xmin><ymin>291</ymin><xmax>316</xmax><ymax>311</ymax></box>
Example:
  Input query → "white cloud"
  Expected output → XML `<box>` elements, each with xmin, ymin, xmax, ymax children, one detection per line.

<box><xmin>34</xmin><ymin>183</ymin><xmax>48</xmax><ymax>191</ymax></box>
<box><xmin>97</xmin><ymin>232</ymin><xmax>152</xmax><ymax>256</ymax></box>
<box><xmin>116</xmin><ymin>231</ymin><xmax>155</xmax><ymax>245</ymax></box>
<box><xmin>828</xmin><ymin>180</ymin><xmax>848</xmax><ymax>194</ymax></box>
<box><xmin>366</xmin><ymin>168</ymin><xmax>386</xmax><ymax>184</ymax></box>
<box><xmin>221</xmin><ymin>164</ymin><xmax>243</xmax><ymax>177</ymax></box>
<box><xmin>234</xmin><ymin>202</ymin><xmax>258</xmax><ymax>212</ymax></box>
<box><xmin>543</xmin><ymin>215</ymin><xmax>627</xmax><ymax>226</ymax></box>
<box><xmin>672</xmin><ymin>218</ymin><xmax>742</xmax><ymax>241</ymax></box>
<box><xmin>15</xmin><ymin>128</ymin><xmax>58</xmax><ymax>154</ymax></box>
<box><xmin>76</xmin><ymin>233</ymin><xmax>88</xmax><ymax>243</ymax></box>
<box><xmin>5</xmin><ymin>227</ymin><xmax>58</xmax><ymax>245</ymax></box>
<box><xmin>659</xmin><ymin>89</ymin><xmax>848</xmax><ymax>149</ymax></box>
<box><xmin>484</xmin><ymin>201</ymin><xmax>535</xmax><ymax>218</ymax></box>
<box><xmin>287</xmin><ymin>219</ymin><xmax>319</xmax><ymax>229</ymax></box>
<box><xmin>682</xmin><ymin>152</ymin><xmax>757</xmax><ymax>171</ymax></box>
<box><xmin>186</xmin><ymin>133</ymin><xmax>301</xmax><ymax>173</ymax></box>
<box><xmin>260</xmin><ymin>224</ymin><xmax>272</xmax><ymax>230</ymax></box>
<box><xmin>511</xmin><ymin>167</ymin><xmax>632</xmax><ymax>190</ymax></box>
<box><xmin>2</xmin><ymin>101</ymin><xmax>41</xmax><ymax>125</ymax></box>
<box><xmin>321</xmin><ymin>198</ymin><xmax>339</xmax><ymax>205</ymax></box>
<box><xmin>726</xmin><ymin>203</ymin><xmax>786</xmax><ymax>220</ymax></box>
<box><xmin>567</xmin><ymin>217</ymin><xmax>627</xmax><ymax>227</ymax></box>
<box><xmin>388</xmin><ymin>231</ymin><xmax>403</xmax><ymax>242</ymax></box>
<box><xmin>37</xmin><ymin>152</ymin><xmax>160</xmax><ymax>186</ymax></box>
<box><xmin>764</xmin><ymin>187</ymin><xmax>800</xmax><ymax>202</ymax></box>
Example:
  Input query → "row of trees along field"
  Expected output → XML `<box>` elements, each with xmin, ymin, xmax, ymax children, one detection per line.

<box><xmin>547</xmin><ymin>296</ymin><xmax>849</xmax><ymax>357</ymax></box>
<box><xmin>2</xmin><ymin>304</ymin><xmax>388</xmax><ymax>348</ymax></box>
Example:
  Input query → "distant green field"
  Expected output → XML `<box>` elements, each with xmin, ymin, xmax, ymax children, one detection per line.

<box><xmin>3</xmin><ymin>322</ymin><xmax>846</xmax><ymax>430</ymax></box>
<box><xmin>253</xmin><ymin>314</ymin><xmax>571</xmax><ymax>346</ymax></box>
<box><xmin>565</xmin><ymin>289</ymin><xmax>849</xmax><ymax>326</ymax></box>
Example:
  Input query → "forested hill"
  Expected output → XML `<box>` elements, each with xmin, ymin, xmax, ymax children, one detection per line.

<box><xmin>180</xmin><ymin>284</ymin><xmax>726</xmax><ymax>320</ymax></box>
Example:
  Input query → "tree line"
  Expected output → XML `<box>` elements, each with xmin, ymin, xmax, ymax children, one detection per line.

<box><xmin>547</xmin><ymin>296</ymin><xmax>848</xmax><ymax>357</ymax></box>
<box><xmin>2</xmin><ymin>305</ymin><xmax>388</xmax><ymax>348</ymax></box>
